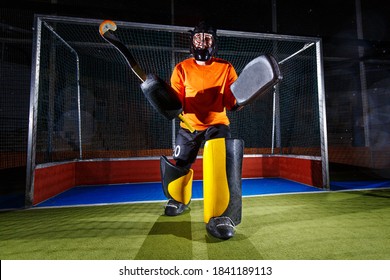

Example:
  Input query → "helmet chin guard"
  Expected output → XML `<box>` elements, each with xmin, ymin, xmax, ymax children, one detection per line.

<box><xmin>190</xmin><ymin>21</ymin><xmax>217</xmax><ymax>62</ymax></box>
<box><xmin>193</xmin><ymin>47</ymin><xmax>214</xmax><ymax>61</ymax></box>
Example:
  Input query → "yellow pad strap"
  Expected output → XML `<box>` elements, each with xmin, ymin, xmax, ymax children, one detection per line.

<box><xmin>203</xmin><ymin>138</ymin><xmax>230</xmax><ymax>223</ymax></box>
<box><xmin>167</xmin><ymin>169</ymin><xmax>193</xmax><ymax>205</ymax></box>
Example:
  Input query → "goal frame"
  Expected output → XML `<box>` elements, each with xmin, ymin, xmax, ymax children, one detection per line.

<box><xmin>26</xmin><ymin>15</ymin><xmax>328</xmax><ymax>207</ymax></box>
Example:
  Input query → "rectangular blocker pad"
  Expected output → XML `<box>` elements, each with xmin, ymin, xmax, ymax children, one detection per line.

<box><xmin>231</xmin><ymin>54</ymin><xmax>282</xmax><ymax>106</ymax></box>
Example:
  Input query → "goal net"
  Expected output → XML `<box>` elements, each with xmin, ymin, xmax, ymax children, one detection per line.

<box><xmin>27</xmin><ymin>15</ymin><xmax>328</xmax><ymax>196</ymax></box>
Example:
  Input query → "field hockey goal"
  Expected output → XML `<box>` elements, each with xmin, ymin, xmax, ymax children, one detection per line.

<box><xmin>26</xmin><ymin>15</ymin><xmax>328</xmax><ymax>206</ymax></box>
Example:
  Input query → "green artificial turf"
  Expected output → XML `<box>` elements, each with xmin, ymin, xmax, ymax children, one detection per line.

<box><xmin>1</xmin><ymin>189</ymin><xmax>389</xmax><ymax>260</ymax></box>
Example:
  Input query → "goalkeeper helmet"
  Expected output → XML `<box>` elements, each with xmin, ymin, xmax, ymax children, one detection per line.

<box><xmin>190</xmin><ymin>21</ymin><xmax>217</xmax><ymax>62</ymax></box>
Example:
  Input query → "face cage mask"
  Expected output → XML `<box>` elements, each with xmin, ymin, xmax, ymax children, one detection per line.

<box><xmin>190</xmin><ymin>32</ymin><xmax>217</xmax><ymax>61</ymax></box>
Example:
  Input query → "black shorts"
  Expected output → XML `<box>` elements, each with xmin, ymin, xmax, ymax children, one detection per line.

<box><xmin>173</xmin><ymin>124</ymin><xmax>231</xmax><ymax>168</ymax></box>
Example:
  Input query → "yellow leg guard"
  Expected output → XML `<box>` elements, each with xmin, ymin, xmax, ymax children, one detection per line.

<box><xmin>203</xmin><ymin>138</ymin><xmax>244</xmax><ymax>225</ymax></box>
<box><xmin>168</xmin><ymin>170</ymin><xmax>193</xmax><ymax>205</ymax></box>
<box><xmin>160</xmin><ymin>156</ymin><xmax>193</xmax><ymax>205</ymax></box>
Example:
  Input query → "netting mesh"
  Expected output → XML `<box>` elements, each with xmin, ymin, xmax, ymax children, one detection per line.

<box><xmin>32</xmin><ymin>17</ymin><xmax>323</xmax><ymax>165</ymax></box>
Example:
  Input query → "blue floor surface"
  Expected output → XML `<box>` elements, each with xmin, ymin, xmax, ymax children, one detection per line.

<box><xmin>330</xmin><ymin>180</ymin><xmax>390</xmax><ymax>191</ymax></box>
<box><xmin>36</xmin><ymin>178</ymin><xmax>320</xmax><ymax>207</ymax></box>
<box><xmin>34</xmin><ymin>178</ymin><xmax>390</xmax><ymax>208</ymax></box>
<box><xmin>2</xmin><ymin>179</ymin><xmax>390</xmax><ymax>210</ymax></box>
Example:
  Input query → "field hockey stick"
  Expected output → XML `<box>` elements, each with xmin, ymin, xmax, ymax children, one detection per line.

<box><xmin>99</xmin><ymin>20</ymin><xmax>196</xmax><ymax>133</ymax></box>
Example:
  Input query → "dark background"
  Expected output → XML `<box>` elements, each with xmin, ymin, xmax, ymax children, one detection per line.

<box><xmin>1</xmin><ymin>0</ymin><xmax>390</xmax><ymax>208</ymax></box>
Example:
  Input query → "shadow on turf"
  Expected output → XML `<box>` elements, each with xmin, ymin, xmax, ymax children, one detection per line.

<box><xmin>204</xmin><ymin>232</ymin><xmax>248</xmax><ymax>243</ymax></box>
<box><xmin>135</xmin><ymin>214</ymin><xmax>263</xmax><ymax>260</ymax></box>
<box><xmin>146</xmin><ymin>212</ymin><xmax>250</xmax><ymax>243</ymax></box>
<box><xmin>148</xmin><ymin>220</ymin><xmax>193</xmax><ymax>239</ymax></box>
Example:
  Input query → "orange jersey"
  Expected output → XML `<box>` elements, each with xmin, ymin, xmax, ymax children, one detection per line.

<box><xmin>170</xmin><ymin>57</ymin><xmax>238</xmax><ymax>131</ymax></box>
